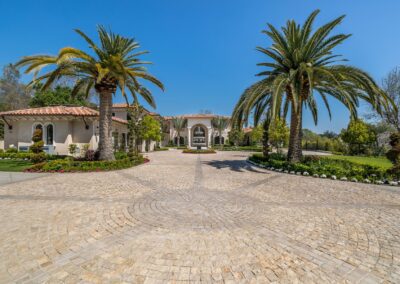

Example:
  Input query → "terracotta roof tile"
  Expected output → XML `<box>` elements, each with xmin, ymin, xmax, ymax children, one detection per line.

<box><xmin>0</xmin><ymin>106</ymin><xmax>127</xmax><ymax>125</ymax></box>
<box><xmin>112</xmin><ymin>103</ymin><xmax>159</xmax><ymax>116</ymax></box>
<box><xmin>243</xmin><ymin>127</ymin><xmax>253</xmax><ymax>133</ymax></box>
<box><xmin>165</xmin><ymin>114</ymin><xmax>230</xmax><ymax>120</ymax></box>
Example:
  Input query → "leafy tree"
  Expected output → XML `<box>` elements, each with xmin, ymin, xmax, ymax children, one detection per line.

<box><xmin>232</xmin><ymin>10</ymin><xmax>391</xmax><ymax>162</ymax></box>
<box><xmin>212</xmin><ymin>116</ymin><xmax>230</xmax><ymax>149</ymax></box>
<box><xmin>16</xmin><ymin>26</ymin><xmax>164</xmax><ymax>160</ymax></box>
<box><xmin>228</xmin><ymin>128</ymin><xmax>244</xmax><ymax>146</ymax></box>
<box><xmin>386</xmin><ymin>132</ymin><xmax>400</xmax><ymax>176</ymax></box>
<box><xmin>321</xmin><ymin>131</ymin><xmax>338</xmax><ymax>139</ymax></box>
<box><xmin>340</xmin><ymin>119</ymin><xmax>376</xmax><ymax>155</ymax></box>
<box><xmin>172</xmin><ymin>117</ymin><xmax>187</xmax><ymax>147</ymax></box>
<box><xmin>269</xmin><ymin>118</ymin><xmax>289</xmax><ymax>153</ymax></box>
<box><xmin>250</xmin><ymin>124</ymin><xmax>263</xmax><ymax>145</ymax></box>
<box><xmin>0</xmin><ymin>64</ymin><xmax>30</xmax><ymax>139</ymax></box>
<box><xmin>29</xmin><ymin>85</ymin><xmax>95</xmax><ymax>107</ymax></box>
<box><xmin>0</xmin><ymin>64</ymin><xmax>30</xmax><ymax>111</ymax></box>
<box><xmin>127</xmin><ymin>103</ymin><xmax>145</xmax><ymax>157</ymax></box>
<box><xmin>140</xmin><ymin>115</ymin><xmax>161</xmax><ymax>151</ymax></box>
<box><xmin>366</xmin><ymin>68</ymin><xmax>400</xmax><ymax>131</ymax></box>
<box><xmin>261</xmin><ymin>119</ymin><xmax>271</xmax><ymax>157</ymax></box>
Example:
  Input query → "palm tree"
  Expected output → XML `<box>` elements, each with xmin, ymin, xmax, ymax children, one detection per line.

<box><xmin>171</xmin><ymin>117</ymin><xmax>187</xmax><ymax>147</ymax></box>
<box><xmin>212</xmin><ymin>116</ymin><xmax>229</xmax><ymax>149</ymax></box>
<box><xmin>16</xmin><ymin>26</ymin><xmax>164</xmax><ymax>160</ymax></box>
<box><xmin>232</xmin><ymin>10</ymin><xmax>392</xmax><ymax>162</ymax></box>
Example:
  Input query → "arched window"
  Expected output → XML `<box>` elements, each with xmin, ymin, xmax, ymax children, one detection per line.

<box><xmin>46</xmin><ymin>124</ymin><xmax>54</xmax><ymax>145</ymax></box>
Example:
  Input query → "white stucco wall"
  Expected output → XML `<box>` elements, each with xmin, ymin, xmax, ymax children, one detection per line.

<box><xmin>112</xmin><ymin>108</ymin><xmax>127</xmax><ymax>121</ymax></box>
<box><xmin>4</xmin><ymin>120</ymin><xmax>74</xmax><ymax>155</ymax></box>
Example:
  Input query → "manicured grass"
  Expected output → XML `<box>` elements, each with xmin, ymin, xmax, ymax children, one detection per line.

<box><xmin>326</xmin><ymin>155</ymin><xmax>392</xmax><ymax>170</ymax></box>
<box><xmin>0</xmin><ymin>159</ymin><xmax>34</xmax><ymax>172</ymax></box>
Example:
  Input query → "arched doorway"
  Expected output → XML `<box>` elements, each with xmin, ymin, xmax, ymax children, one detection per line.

<box><xmin>191</xmin><ymin>125</ymin><xmax>207</xmax><ymax>147</ymax></box>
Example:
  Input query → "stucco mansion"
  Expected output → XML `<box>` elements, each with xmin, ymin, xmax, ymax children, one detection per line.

<box><xmin>0</xmin><ymin>104</ymin><xmax>230</xmax><ymax>155</ymax></box>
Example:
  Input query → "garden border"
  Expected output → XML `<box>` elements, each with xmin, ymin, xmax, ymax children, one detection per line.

<box><xmin>247</xmin><ymin>158</ymin><xmax>400</xmax><ymax>188</ymax></box>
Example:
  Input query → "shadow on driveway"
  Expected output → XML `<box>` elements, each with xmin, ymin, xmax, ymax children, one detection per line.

<box><xmin>203</xmin><ymin>159</ymin><xmax>265</xmax><ymax>173</ymax></box>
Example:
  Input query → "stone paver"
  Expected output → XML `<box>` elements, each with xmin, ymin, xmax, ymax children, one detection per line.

<box><xmin>0</xmin><ymin>171</ymin><xmax>47</xmax><ymax>186</ymax></box>
<box><xmin>0</xmin><ymin>150</ymin><xmax>400</xmax><ymax>283</ymax></box>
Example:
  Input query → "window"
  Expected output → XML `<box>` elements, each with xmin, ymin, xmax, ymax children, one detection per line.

<box><xmin>33</xmin><ymin>123</ymin><xmax>54</xmax><ymax>145</ymax></box>
<box><xmin>112</xmin><ymin>112</ymin><xmax>116</xmax><ymax>117</ymax></box>
<box><xmin>46</xmin><ymin>124</ymin><xmax>53</xmax><ymax>145</ymax></box>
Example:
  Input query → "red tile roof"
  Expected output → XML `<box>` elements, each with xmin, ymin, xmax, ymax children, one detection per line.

<box><xmin>164</xmin><ymin>114</ymin><xmax>230</xmax><ymax>120</ymax></box>
<box><xmin>243</xmin><ymin>127</ymin><xmax>253</xmax><ymax>133</ymax></box>
<box><xmin>0</xmin><ymin>106</ymin><xmax>127</xmax><ymax>124</ymax></box>
<box><xmin>112</xmin><ymin>103</ymin><xmax>159</xmax><ymax>116</ymax></box>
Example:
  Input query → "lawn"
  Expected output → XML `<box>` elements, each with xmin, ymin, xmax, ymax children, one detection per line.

<box><xmin>0</xmin><ymin>159</ymin><xmax>33</xmax><ymax>172</ymax></box>
<box><xmin>326</xmin><ymin>155</ymin><xmax>392</xmax><ymax>170</ymax></box>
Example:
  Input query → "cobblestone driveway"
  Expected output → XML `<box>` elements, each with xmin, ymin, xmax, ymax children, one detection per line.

<box><xmin>0</xmin><ymin>150</ymin><xmax>400</xmax><ymax>283</ymax></box>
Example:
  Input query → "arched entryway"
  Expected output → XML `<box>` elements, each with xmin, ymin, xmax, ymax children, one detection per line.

<box><xmin>191</xmin><ymin>124</ymin><xmax>208</xmax><ymax>148</ymax></box>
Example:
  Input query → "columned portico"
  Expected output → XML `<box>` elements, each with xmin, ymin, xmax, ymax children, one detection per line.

<box><xmin>167</xmin><ymin>114</ymin><xmax>230</xmax><ymax>148</ymax></box>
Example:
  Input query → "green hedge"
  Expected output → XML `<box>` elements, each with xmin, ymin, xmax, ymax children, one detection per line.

<box><xmin>0</xmin><ymin>152</ymin><xmax>67</xmax><ymax>161</ymax></box>
<box><xmin>26</xmin><ymin>156</ymin><xmax>145</xmax><ymax>173</ymax></box>
<box><xmin>218</xmin><ymin>146</ymin><xmax>262</xmax><ymax>152</ymax></box>
<box><xmin>183</xmin><ymin>149</ymin><xmax>216</xmax><ymax>154</ymax></box>
<box><xmin>249</xmin><ymin>153</ymin><xmax>394</xmax><ymax>181</ymax></box>
<box><xmin>154</xmin><ymin>147</ymin><xmax>169</xmax><ymax>151</ymax></box>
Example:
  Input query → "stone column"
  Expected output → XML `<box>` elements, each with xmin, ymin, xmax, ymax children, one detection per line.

<box><xmin>187</xmin><ymin>127</ymin><xmax>191</xmax><ymax>148</ymax></box>
<box><xmin>207</xmin><ymin>127</ymin><xmax>212</xmax><ymax>148</ymax></box>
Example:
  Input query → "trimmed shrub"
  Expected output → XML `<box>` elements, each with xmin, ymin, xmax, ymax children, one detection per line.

<box><xmin>31</xmin><ymin>152</ymin><xmax>47</xmax><ymax>164</ymax></box>
<box><xmin>30</xmin><ymin>141</ymin><xmax>44</xmax><ymax>154</ymax></box>
<box><xmin>249</xmin><ymin>154</ymin><xmax>392</xmax><ymax>181</ymax></box>
<box><xmin>84</xmin><ymin>150</ymin><xmax>96</xmax><ymax>161</ymax></box>
<box><xmin>26</xmin><ymin>156</ymin><xmax>145</xmax><ymax>173</ymax></box>
<box><xmin>387</xmin><ymin>132</ymin><xmax>400</xmax><ymax>177</ymax></box>
<box><xmin>114</xmin><ymin>151</ymin><xmax>128</xmax><ymax>160</ymax></box>
<box><xmin>218</xmin><ymin>146</ymin><xmax>262</xmax><ymax>152</ymax></box>
<box><xmin>183</xmin><ymin>149</ymin><xmax>216</xmax><ymax>154</ymax></box>
<box><xmin>6</xmin><ymin>148</ymin><xmax>18</xmax><ymax>153</ymax></box>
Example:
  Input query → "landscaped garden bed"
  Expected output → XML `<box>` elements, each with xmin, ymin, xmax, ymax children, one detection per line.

<box><xmin>0</xmin><ymin>148</ymin><xmax>147</xmax><ymax>173</ymax></box>
<box><xmin>217</xmin><ymin>146</ymin><xmax>262</xmax><ymax>152</ymax></box>
<box><xmin>26</xmin><ymin>155</ymin><xmax>147</xmax><ymax>173</ymax></box>
<box><xmin>154</xmin><ymin>147</ymin><xmax>169</xmax><ymax>151</ymax></box>
<box><xmin>249</xmin><ymin>153</ymin><xmax>399</xmax><ymax>186</ymax></box>
<box><xmin>182</xmin><ymin>149</ymin><xmax>216</xmax><ymax>154</ymax></box>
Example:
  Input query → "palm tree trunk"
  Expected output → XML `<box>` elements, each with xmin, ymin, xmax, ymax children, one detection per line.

<box><xmin>98</xmin><ymin>91</ymin><xmax>115</xmax><ymax>161</ymax></box>
<box><xmin>177</xmin><ymin>132</ymin><xmax>180</xmax><ymax>147</ymax></box>
<box><xmin>219</xmin><ymin>130</ymin><xmax>223</xmax><ymax>150</ymax></box>
<box><xmin>262</xmin><ymin>118</ymin><xmax>270</xmax><ymax>158</ymax></box>
<box><xmin>287</xmin><ymin>104</ymin><xmax>303</xmax><ymax>162</ymax></box>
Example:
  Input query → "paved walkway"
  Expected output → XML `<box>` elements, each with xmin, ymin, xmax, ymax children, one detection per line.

<box><xmin>0</xmin><ymin>171</ymin><xmax>47</xmax><ymax>186</ymax></box>
<box><xmin>0</xmin><ymin>150</ymin><xmax>399</xmax><ymax>283</ymax></box>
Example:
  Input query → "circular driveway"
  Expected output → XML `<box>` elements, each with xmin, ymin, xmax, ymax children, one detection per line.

<box><xmin>0</xmin><ymin>150</ymin><xmax>399</xmax><ymax>283</ymax></box>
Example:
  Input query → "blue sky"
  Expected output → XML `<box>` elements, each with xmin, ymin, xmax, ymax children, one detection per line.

<box><xmin>1</xmin><ymin>0</ymin><xmax>399</xmax><ymax>133</ymax></box>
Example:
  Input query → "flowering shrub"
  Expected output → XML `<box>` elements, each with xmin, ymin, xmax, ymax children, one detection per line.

<box><xmin>250</xmin><ymin>153</ymin><xmax>392</xmax><ymax>182</ymax></box>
